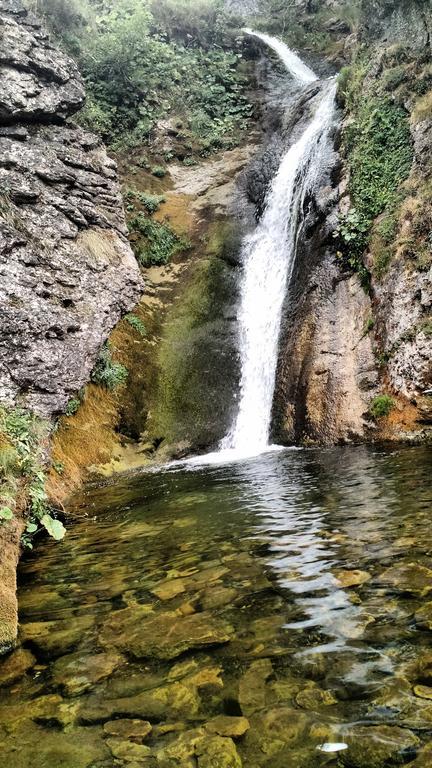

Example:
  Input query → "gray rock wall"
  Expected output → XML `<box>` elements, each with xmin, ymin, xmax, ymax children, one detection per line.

<box><xmin>0</xmin><ymin>0</ymin><xmax>143</xmax><ymax>417</ymax></box>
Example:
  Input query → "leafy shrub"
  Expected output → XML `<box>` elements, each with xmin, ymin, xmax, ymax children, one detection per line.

<box><xmin>124</xmin><ymin>188</ymin><xmax>165</xmax><ymax>213</ymax></box>
<box><xmin>0</xmin><ymin>406</ymin><xmax>65</xmax><ymax>544</ymax></box>
<box><xmin>65</xmin><ymin>397</ymin><xmax>81</xmax><ymax>416</ymax></box>
<box><xmin>151</xmin><ymin>165</ymin><xmax>167</xmax><ymax>178</ymax></box>
<box><xmin>35</xmin><ymin>0</ymin><xmax>252</xmax><ymax>152</ymax></box>
<box><xmin>125</xmin><ymin>313</ymin><xmax>147</xmax><ymax>336</ymax></box>
<box><xmin>128</xmin><ymin>214</ymin><xmax>190</xmax><ymax>267</ymax></box>
<box><xmin>368</xmin><ymin>395</ymin><xmax>395</xmax><ymax>419</ymax></box>
<box><xmin>91</xmin><ymin>344</ymin><xmax>128</xmax><ymax>390</ymax></box>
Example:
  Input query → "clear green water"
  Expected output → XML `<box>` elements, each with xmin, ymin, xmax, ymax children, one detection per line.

<box><xmin>1</xmin><ymin>445</ymin><xmax>432</xmax><ymax>767</ymax></box>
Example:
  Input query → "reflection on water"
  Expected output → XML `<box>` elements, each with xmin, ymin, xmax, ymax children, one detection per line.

<box><xmin>1</xmin><ymin>445</ymin><xmax>432</xmax><ymax>768</ymax></box>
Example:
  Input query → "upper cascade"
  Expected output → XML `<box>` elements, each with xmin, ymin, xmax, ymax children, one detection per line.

<box><xmin>243</xmin><ymin>28</ymin><xmax>318</xmax><ymax>84</ymax></box>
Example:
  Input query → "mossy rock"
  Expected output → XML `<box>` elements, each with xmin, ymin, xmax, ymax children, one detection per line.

<box><xmin>341</xmin><ymin>724</ymin><xmax>419</xmax><ymax>768</ymax></box>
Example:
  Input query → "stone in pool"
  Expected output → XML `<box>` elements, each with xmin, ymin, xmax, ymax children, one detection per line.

<box><xmin>51</xmin><ymin>651</ymin><xmax>123</xmax><ymax>695</ymax></box>
<box><xmin>295</xmin><ymin>685</ymin><xmax>337</xmax><ymax>709</ymax></box>
<box><xmin>196</xmin><ymin>735</ymin><xmax>242</xmax><ymax>768</ymax></box>
<box><xmin>99</xmin><ymin>607</ymin><xmax>233</xmax><ymax>660</ymax></box>
<box><xmin>335</xmin><ymin>570</ymin><xmax>371</xmax><ymax>588</ymax></box>
<box><xmin>378</xmin><ymin>563</ymin><xmax>432</xmax><ymax>597</ymax></box>
<box><xmin>0</xmin><ymin>647</ymin><xmax>36</xmax><ymax>686</ymax></box>
<box><xmin>205</xmin><ymin>715</ymin><xmax>250</xmax><ymax>737</ymax></box>
<box><xmin>415</xmin><ymin>602</ymin><xmax>432</xmax><ymax>629</ymax></box>
<box><xmin>341</xmin><ymin>725</ymin><xmax>419</xmax><ymax>767</ymax></box>
<box><xmin>103</xmin><ymin>718</ymin><xmax>152</xmax><ymax>740</ymax></box>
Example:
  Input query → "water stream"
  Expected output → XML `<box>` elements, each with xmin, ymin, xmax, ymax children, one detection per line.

<box><xmin>221</xmin><ymin>34</ymin><xmax>337</xmax><ymax>458</ymax></box>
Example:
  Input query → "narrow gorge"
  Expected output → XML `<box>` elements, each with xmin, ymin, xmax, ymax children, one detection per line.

<box><xmin>0</xmin><ymin>1</ymin><xmax>431</xmax><ymax>767</ymax></box>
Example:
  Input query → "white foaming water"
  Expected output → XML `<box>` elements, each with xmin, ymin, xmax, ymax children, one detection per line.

<box><xmin>243</xmin><ymin>28</ymin><xmax>317</xmax><ymax>84</ymax></box>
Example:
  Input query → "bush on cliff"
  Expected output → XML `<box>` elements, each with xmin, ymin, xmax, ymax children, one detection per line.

<box><xmin>33</xmin><ymin>0</ymin><xmax>252</xmax><ymax>151</ymax></box>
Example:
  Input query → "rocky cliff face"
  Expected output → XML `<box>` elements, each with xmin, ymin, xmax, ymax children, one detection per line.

<box><xmin>273</xmin><ymin>0</ymin><xmax>432</xmax><ymax>444</ymax></box>
<box><xmin>0</xmin><ymin>0</ymin><xmax>143</xmax><ymax>418</ymax></box>
<box><xmin>0</xmin><ymin>0</ymin><xmax>143</xmax><ymax>652</ymax></box>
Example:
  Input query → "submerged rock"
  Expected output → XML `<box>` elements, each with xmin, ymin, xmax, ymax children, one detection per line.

<box><xmin>99</xmin><ymin>607</ymin><xmax>233</xmax><ymax>660</ymax></box>
<box><xmin>238</xmin><ymin>658</ymin><xmax>273</xmax><ymax>714</ymax></box>
<box><xmin>335</xmin><ymin>570</ymin><xmax>371</xmax><ymax>588</ymax></box>
<box><xmin>295</xmin><ymin>685</ymin><xmax>337</xmax><ymax>710</ymax></box>
<box><xmin>378</xmin><ymin>563</ymin><xmax>432</xmax><ymax>597</ymax></box>
<box><xmin>342</xmin><ymin>725</ymin><xmax>419</xmax><ymax>768</ymax></box>
<box><xmin>0</xmin><ymin>647</ymin><xmax>36</xmax><ymax>685</ymax></box>
<box><xmin>51</xmin><ymin>651</ymin><xmax>123</xmax><ymax>695</ymax></box>
<box><xmin>415</xmin><ymin>602</ymin><xmax>432</xmax><ymax>629</ymax></box>
<box><xmin>205</xmin><ymin>716</ymin><xmax>250</xmax><ymax>738</ymax></box>
<box><xmin>79</xmin><ymin>680</ymin><xmax>201</xmax><ymax>723</ymax></box>
<box><xmin>103</xmin><ymin>718</ymin><xmax>152</xmax><ymax>741</ymax></box>
<box><xmin>196</xmin><ymin>735</ymin><xmax>242</xmax><ymax>768</ymax></box>
<box><xmin>19</xmin><ymin>615</ymin><xmax>95</xmax><ymax>658</ymax></box>
<box><xmin>106</xmin><ymin>737</ymin><xmax>152</xmax><ymax>762</ymax></box>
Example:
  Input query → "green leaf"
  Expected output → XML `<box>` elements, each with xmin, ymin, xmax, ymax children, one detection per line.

<box><xmin>40</xmin><ymin>514</ymin><xmax>66</xmax><ymax>541</ymax></box>
<box><xmin>26</xmin><ymin>522</ymin><xmax>38</xmax><ymax>533</ymax></box>
<box><xmin>0</xmin><ymin>507</ymin><xmax>13</xmax><ymax>520</ymax></box>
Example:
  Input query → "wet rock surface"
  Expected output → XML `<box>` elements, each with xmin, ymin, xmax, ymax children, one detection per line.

<box><xmin>0</xmin><ymin>0</ymin><xmax>143</xmax><ymax>416</ymax></box>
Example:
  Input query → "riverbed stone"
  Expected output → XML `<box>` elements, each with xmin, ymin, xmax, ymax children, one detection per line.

<box><xmin>196</xmin><ymin>735</ymin><xmax>242</xmax><ymax>768</ymax></box>
<box><xmin>201</xmin><ymin>586</ymin><xmax>238</xmax><ymax>610</ymax></box>
<box><xmin>0</xmin><ymin>722</ymin><xmax>109</xmax><ymax>768</ymax></box>
<box><xmin>106</xmin><ymin>737</ymin><xmax>152</xmax><ymax>761</ymax></box>
<box><xmin>156</xmin><ymin>727</ymin><xmax>206</xmax><ymax>762</ymax></box>
<box><xmin>100</xmin><ymin>607</ymin><xmax>233</xmax><ymax>660</ymax></box>
<box><xmin>79</xmin><ymin>680</ymin><xmax>200</xmax><ymax>723</ymax></box>
<box><xmin>415</xmin><ymin>602</ymin><xmax>432</xmax><ymax>629</ymax></box>
<box><xmin>152</xmin><ymin>579</ymin><xmax>186</xmax><ymax>601</ymax></box>
<box><xmin>244</xmin><ymin>707</ymin><xmax>308</xmax><ymax>757</ymax></box>
<box><xmin>295</xmin><ymin>685</ymin><xmax>337</xmax><ymax>709</ymax></box>
<box><xmin>19</xmin><ymin>615</ymin><xmax>94</xmax><ymax>658</ymax></box>
<box><xmin>341</xmin><ymin>725</ymin><xmax>420</xmax><ymax>768</ymax></box>
<box><xmin>0</xmin><ymin>647</ymin><xmax>36</xmax><ymax>686</ymax></box>
<box><xmin>413</xmin><ymin>684</ymin><xmax>432</xmax><ymax>700</ymax></box>
<box><xmin>103</xmin><ymin>718</ymin><xmax>152</xmax><ymax>740</ymax></box>
<box><xmin>238</xmin><ymin>658</ymin><xmax>273</xmax><ymax>714</ymax></box>
<box><xmin>335</xmin><ymin>570</ymin><xmax>371</xmax><ymax>588</ymax></box>
<box><xmin>378</xmin><ymin>563</ymin><xmax>432</xmax><ymax>596</ymax></box>
<box><xmin>52</xmin><ymin>651</ymin><xmax>123</xmax><ymax>695</ymax></box>
<box><xmin>205</xmin><ymin>715</ymin><xmax>250</xmax><ymax>738</ymax></box>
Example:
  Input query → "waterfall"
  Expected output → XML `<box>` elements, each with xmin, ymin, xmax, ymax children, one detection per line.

<box><xmin>219</xmin><ymin>37</ymin><xmax>337</xmax><ymax>457</ymax></box>
<box><xmin>185</xmin><ymin>34</ymin><xmax>337</xmax><ymax>467</ymax></box>
<box><xmin>243</xmin><ymin>28</ymin><xmax>317</xmax><ymax>85</ymax></box>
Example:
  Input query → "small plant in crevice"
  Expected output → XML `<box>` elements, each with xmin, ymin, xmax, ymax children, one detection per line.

<box><xmin>151</xmin><ymin>165</ymin><xmax>167</xmax><ymax>178</ymax></box>
<box><xmin>91</xmin><ymin>343</ymin><xmax>128</xmax><ymax>390</ymax></box>
<box><xmin>0</xmin><ymin>406</ymin><xmax>66</xmax><ymax>545</ymax></box>
<box><xmin>124</xmin><ymin>188</ymin><xmax>165</xmax><ymax>214</ymax></box>
<box><xmin>368</xmin><ymin>394</ymin><xmax>395</xmax><ymax>420</ymax></box>
<box><xmin>128</xmin><ymin>214</ymin><xmax>191</xmax><ymax>268</ymax></box>
<box><xmin>125</xmin><ymin>313</ymin><xmax>147</xmax><ymax>337</ymax></box>
<box><xmin>333</xmin><ymin>208</ymin><xmax>371</xmax><ymax>288</ymax></box>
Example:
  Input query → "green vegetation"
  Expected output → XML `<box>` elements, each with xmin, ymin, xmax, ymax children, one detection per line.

<box><xmin>151</xmin><ymin>166</ymin><xmax>167</xmax><ymax>178</ymax></box>
<box><xmin>125</xmin><ymin>313</ymin><xmax>147</xmax><ymax>336</ymax></box>
<box><xmin>34</xmin><ymin>0</ymin><xmax>252</xmax><ymax>152</ymax></box>
<box><xmin>369</xmin><ymin>394</ymin><xmax>395</xmax><ymax>419</ymax></box>
<box><xmin>128</xmin><ymin>214</ymin><xmax>190</xmax><ymax>267</ymax></box>
<box><xmin>336</xmin><ymin>55</ymin><xmax>414</xmax><ymax>281</ymax></box>
<box><xmin>65</xmin><ymin>396</ymin><xmax>81</xmax><ymax>416</ymax></box>
<box><xmin>0</xmin><ymin>406</ymin><xmax>65</xmax><ymax>545</ymax></box>
<box><xmin>124</xmin><ymin>188</ymin><xmax>165</xmax><ymax>213</ymax></box>
<box><xmin>91</xmin><ymin>343</ymin><xmax>128</xmax><ymax>390</ymax></box>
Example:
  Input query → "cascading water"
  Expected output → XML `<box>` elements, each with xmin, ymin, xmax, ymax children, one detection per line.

<box><xmin>243</xmin><ymin>28</ymin><xmax>317</xmax><ymax>85</ymax></box>
<box><xmin>188</xmin><ymin>34</ymin><xmax>337</xmax><ymax>466</ymax></box>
